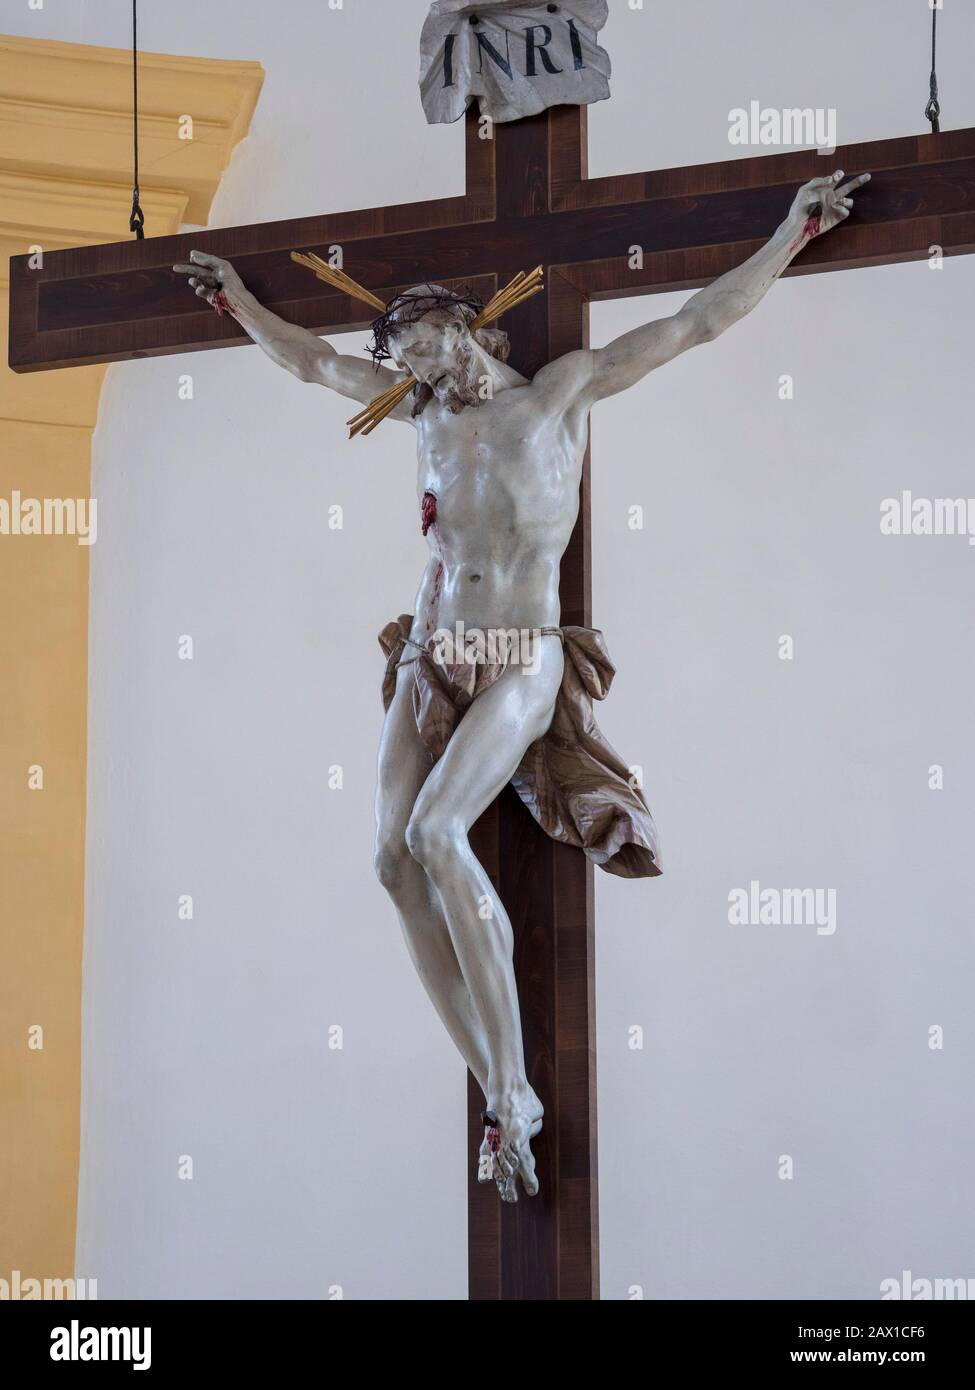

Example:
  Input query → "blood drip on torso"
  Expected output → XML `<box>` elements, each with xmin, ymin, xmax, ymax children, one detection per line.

<box><xmin>420</xmin><ymin>492</ymin><xmax>442</xmax><ymax>636</ymax></box>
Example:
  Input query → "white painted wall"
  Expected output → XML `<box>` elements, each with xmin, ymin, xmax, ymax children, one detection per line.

<box><xmin>4</xmin><ymin>0</ymin><xmax>972</xmax><ymax>1298</ymax></box>
<box><xmin>591</xmin><ymin>265</ymin><xmax>975</xmax><ymax>1299</ymax></box>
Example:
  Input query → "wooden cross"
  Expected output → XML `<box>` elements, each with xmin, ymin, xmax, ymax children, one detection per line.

<box><xmin>10</xmin><ymin>104</ymin><xmax>975</xmax><ymax>1301</ymax></box>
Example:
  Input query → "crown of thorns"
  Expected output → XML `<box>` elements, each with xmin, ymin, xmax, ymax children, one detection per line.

<box><xmin>290</xmin><ymin>250</ymin><xmax>543</xmax><ymax>437</ymax></box>
<box><xmin>366</xmin><ymin>286</ymin><xmax>485</xmax><ymax>366</ymax></box>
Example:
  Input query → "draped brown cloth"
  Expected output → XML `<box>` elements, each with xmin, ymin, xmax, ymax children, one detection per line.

<box><xmin>379</xmin><ymin>614</ymin><xmax>661</xmax><ymax>878</ymax></box>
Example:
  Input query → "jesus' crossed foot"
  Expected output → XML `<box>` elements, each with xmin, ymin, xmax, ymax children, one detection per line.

<box><xmin>478</xmin><ymin>1094</ymin><xmax>544</xmax><ymax>1203</ymax></box>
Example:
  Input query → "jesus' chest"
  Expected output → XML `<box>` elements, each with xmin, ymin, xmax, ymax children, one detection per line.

<box><xmin>414</xmin><ymin>398</ymin><xmax>584</xmax><ymax>546</ymax></box>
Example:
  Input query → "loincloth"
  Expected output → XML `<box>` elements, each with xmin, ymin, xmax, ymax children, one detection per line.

<box><xmin>379</xmin><ymin>615</ymin><xmax>661</xmax><ymax>879</ymax></box>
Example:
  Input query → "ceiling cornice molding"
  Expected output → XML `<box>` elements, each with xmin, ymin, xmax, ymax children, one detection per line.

<box><xmin>0</xmin><ymin>171</ymin><xmax>189</xmax><ymax>261</ymax></box>
<box><xmin>0</xmin><ymin>35</ymin><xmax>264</xmax><ymax>225</ymax></box>
<box><xmin>0</xmin><ymin>33</ymin><xmax>264</xmax><ymax>427</ymax></box>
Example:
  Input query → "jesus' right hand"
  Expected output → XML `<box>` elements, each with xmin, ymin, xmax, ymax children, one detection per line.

<box><xmin>172</xmin><ymin>249</ymin><xmax>245</xmax><ymax>307</ymax></box>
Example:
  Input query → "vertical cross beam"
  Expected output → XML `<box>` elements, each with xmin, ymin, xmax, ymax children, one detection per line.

<box><xmin>467</xmin><ymin>107</ymin><xmax>597</xmax><ymax>1302</ymax></box>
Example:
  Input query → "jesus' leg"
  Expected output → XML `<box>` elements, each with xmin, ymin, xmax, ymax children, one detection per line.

<box><xmin>404</xmin><ymin>635</ymin><xmax>565</xmax><ymax>1202</ymax></box>
<box><xmin>374</xmin><ymin>661</ymin><xmax>491</xmax><ymax>1094</ymax></box>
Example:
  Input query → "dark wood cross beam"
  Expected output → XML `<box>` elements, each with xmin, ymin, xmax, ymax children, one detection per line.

<box><xmin>10</xmin><ymin>107</ymin><xmax>975</xmax><ymax>1301</ymax></box>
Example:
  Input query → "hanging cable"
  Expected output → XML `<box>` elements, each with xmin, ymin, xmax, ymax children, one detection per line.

<box><xmin>925</xmin><ymin>3</ymin><xmax>941</xmax><ymax>134</ymax></box>
<box><xmin>129</xmin><ymin>0</ymin><xmax>146</xmax><ymax>237</ymax></box>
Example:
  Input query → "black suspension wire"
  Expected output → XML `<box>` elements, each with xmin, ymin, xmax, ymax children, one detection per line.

<box><xmin>925</xmin><ymin>3</ymin><xmax>941</xmax><ymax>134</ymax></box>
<box><xmin>129</xmin><ymin>0</ymin><xmax>145</xmax><ymax>238</ymax></box>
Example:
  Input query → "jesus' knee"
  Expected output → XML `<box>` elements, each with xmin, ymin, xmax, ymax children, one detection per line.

<box><xmin>405</xmin><ymin>804</ymin><xmax>464</xmax><ymax>877</ymax></box>
<box><xmin>373</xmin><ymin>829</ymin><xmax>413</xmax><ymax>895</ymax></box>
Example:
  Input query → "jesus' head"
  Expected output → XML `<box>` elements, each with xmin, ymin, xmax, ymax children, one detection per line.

<box><xmin>370</xmin><ymin>284</ymin><xmax>510</xmax><ymax>416</ymax></box>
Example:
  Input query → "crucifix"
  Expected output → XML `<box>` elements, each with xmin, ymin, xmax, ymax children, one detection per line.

<box><xmin>10</xmin><ymin>72</ymin><xmax>975</xmax><ymax>1298</ymax></box>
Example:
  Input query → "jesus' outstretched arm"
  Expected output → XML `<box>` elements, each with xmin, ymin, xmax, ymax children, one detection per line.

<box><xmin>532</xmin><ymin>170</ymin><xmax>871</xmax><ymax>413</ymax></box>
<box><xmin>172</xmin><ymin>249</ymin><xmax>417</xmax><ymax>420</ymax></box>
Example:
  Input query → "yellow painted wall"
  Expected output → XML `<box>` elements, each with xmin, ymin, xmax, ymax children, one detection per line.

<box><xmin>0</xmin><ymin>423</ymin><xmax>92</xmax><ymax>1282</ymax></box>
<box><xmin>0</xmin><ymin>34</ymin><xmax>262</xmax><ymax>1286</ymax></box>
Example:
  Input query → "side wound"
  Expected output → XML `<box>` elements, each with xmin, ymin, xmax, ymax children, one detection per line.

<box><xmin>421</xmin><ymin>490</ymin><xmax>438</xmax><ymax>536</ymax></box>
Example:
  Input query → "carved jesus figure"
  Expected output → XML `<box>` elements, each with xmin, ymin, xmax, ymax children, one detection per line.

<box><xmin>175</xmin><ymin>169</ymin><xmax>869</xmax><ymax>1202</ymax></box>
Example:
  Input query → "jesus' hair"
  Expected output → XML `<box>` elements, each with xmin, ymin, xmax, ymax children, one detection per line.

<box><xmin>367</xmin><ymin>282</ymin><xmax>511</xmax><ymax>416</ymax></box>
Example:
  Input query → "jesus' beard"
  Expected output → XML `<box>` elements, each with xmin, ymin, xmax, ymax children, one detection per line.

<box><xmin>413</xmin><ymin>341</ymin><xmax>481</xmax><ymax>417</ymax></box>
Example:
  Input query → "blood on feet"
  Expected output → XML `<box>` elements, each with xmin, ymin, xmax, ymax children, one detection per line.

<box><xmin>483</xmin><ymin>1117</ymin><xmax>504</xmax><ymax>1187</ymax></box>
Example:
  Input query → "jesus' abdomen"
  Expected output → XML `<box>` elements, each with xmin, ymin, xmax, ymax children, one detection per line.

<box><xmin>411</xmin><ymin>394</ymin><xmax>587</xmax><ymax>643</ymax></box>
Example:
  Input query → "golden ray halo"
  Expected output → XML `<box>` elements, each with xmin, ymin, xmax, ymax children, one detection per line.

<box><xmin>291</xmin><ymin>252</ymin><xmax>545</xmax><ymax>437</ymax></box>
